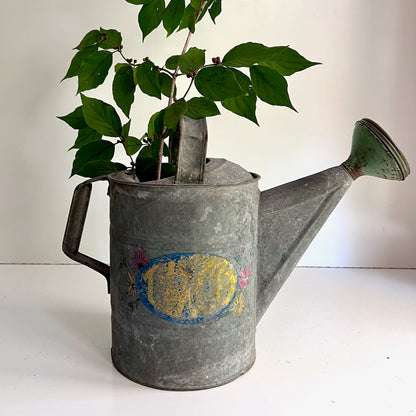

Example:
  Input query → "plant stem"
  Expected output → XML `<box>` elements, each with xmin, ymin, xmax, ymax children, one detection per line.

<box><xmin>182</xmin><ymin>77</ymin><xmax>195</xmax><ymax>100</ymax></box>
<box><xmin>116</xmin><ymin>49</ymin><xmax>139</xmax><ymax>67</ymax></box>
<box><xmin>159</xmin><ymin>67</ymin><xmax>175</xmax><ymax>76</ymax></box>
<box><xmin>118</xmin><ymin>136</ymin><xmax>136</xmax><ymax>170</ymax></box>
<box><xmin>155</xmin><ymin>1</ymin><xmax>208</xmax><ymax>182</ymax></box>
<box><xmin>168</xmin><ymin>31</ymin><xmax>193</xmax><ymax>107</ymax></box>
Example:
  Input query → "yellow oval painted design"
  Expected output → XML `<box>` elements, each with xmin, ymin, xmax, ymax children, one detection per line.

<box><xmin>136</xmin><ymin>253</ymin><xmax>237</xmax><ymax>324</ymax></box>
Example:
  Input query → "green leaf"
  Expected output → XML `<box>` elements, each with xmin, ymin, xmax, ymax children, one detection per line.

<box><xmin>115</xmin><ymin>63</ymin><xmax>129</xmax><ymax>73</ymax></box>
<box><xmin>98</xmin><ymin>28</ymin><xmax>122</xmax><ymax>50</ymax></box>
<box><xmin>81</xmin><ymin>94</ymin><xmax>123</xmax><ymax>136</ymax></box>
<box><xmin>134</xmin><ymin>61</ymin><xmax>161</xmax><ymax>98</ymax></box>
<box><xmin>77</xmin><ymin>50</ymin><xmax>113</xmax><ymax>93</ymax></box>
<box><xmin>122</xmin><ymin>120</ymin><xmax>131</xmax><ymax>137</ymax></box>
<box><xmin>135</xmin><ymin>157</ymin><xmax>158</xmax><ymax>180</ymax></box>
<box><xmin>147</xmin><ymin>110</ymin><xmax>165</xmax><ymax>139</ymax></box>
<box><xmin>113</xmin><ymin>64</ymin><xmax>136</xmax><ymax>117</ymax></box>
<box><xmin>209</xmin><ymin>0</ymin><xmax>221</xmax><ymax>22</ymax></box>
<box><xmin>138</xmin><ymin>146</ymin><xmax>156</xmax><ymax>160</ymax></box>
<box><xmin>125</xmin><ymin>0</ymin><xmax>154</xmax><ymax>4</ymax></box>
<box><xmin>220</xmin><ymin>68</ymin><xmax>258</xmax><ymax>124</ymax></box>
<box><xmin>165</xmin><ymin>54</ymin><xmax>180</xmax><ymax>70</ymax></box>
<box><xmin>178</xmin><ymin>47</ymin><xmax>205</xmax><ymax>74</ymax></box>
<box><xmin>222</xmin><ymin>90</ymin><xmax>258</xmax><ymax>125</ymax></box>
<box><xmin>249</xmin><ymin>65</ymin><xmax>296</xmax><ymax>111</ymax></box>
<box><xmin>159</xmin><ymin>72</ymin><xmax>176</xmax><ymax>97</ymax></box>
<box><xmin>135</xmin><ymin>140</ymin><xmax>173</xmax><ymax>180</ymax></box>
<box><xmin>178</xmin><ymin>4</ymin><xmax>197</xmax><ymax>32</ymax></box>
<box><xmin>71</xmin><ymin>128</ymin><xmax>102</xmax><ymax>149</ymax></box>
<box><xmin>164</xmin><ymin>99</ymin><xmax>188</xmax><ymax>130</ymax></box>
<box><xmin>190</xmin><ymin>0</ymin><xmax>202</xmax><ymax>9</ymax></box>
<box><xmin>138</xmin><ymin>0</ymin><xmax>165</xmax><ymax>40</ymax></box>
<box><xmin>58</xmin><ymin>106</ymin><xmax>88</xmax><ymax>129</ymax></box>
<box><xmin>163</xmin><ymin>0</ymin><xmax>185</xmax><ymax>36</ymax></box>
<box><xmin>222</xmin><ymin>42</ymin><xmax>320</xmax><ymax>76</ymax></box>
<box><xmin>140</xmin><ymin>139</ymin><xmax>170</xmax><ymax>158</ymax></box>
<box><xmin>262</xmin><ymin>46</ymin><xmax>320</xmax><ymax>76</ymax></box>
<box><xmin>76</xmin><ymin>160</ymin><xmax>126</xmax><ymax>178</ymax></box>
<box><xmin>138</xmin><ymin>140</ymin><xmax>162</xmax><ymax>160</ymax></box>
<box><xmin>121</xmin><ymin>121</ymin><xmax>142</xmax><ymax>157</ymax></box>
<box><xmin>194</xmin><ymin>66</ymin><xmax>245</xmax><ymax>101</ymax></box>
<box><xmin>186</xmin><ymin>97</ymin><xmax>220</xmax><ymax>119</ymax></box>
<box><xmin>74</xmin><ymin>30</ymin><xmax>100</xmax><ymax>50</ymax></box>
<box><xmin>124</xmin><ymin>136</ymin><xmax>142</xmax><ymax>155</ymax></box>
<box><xmin>62</xmin><ymin>45</ymin><xmax>98</xmax><ymax>81</ymax></box>
<box><xmin>222</xmin><ymin>42</ymin><xmax>270</xmax><ymax>67</ymax></box>
<box><xmin>227</xmin><ymin>67</ymin><xmax>250</xmax><ymax>92</ymax></box>
<box><xmin>136</xmin><ymin>160</ymin><xmax>175</xmax><ymax>181</ymax></box>
<box><xmin>71</xmin><ymin>140</ymin><xmax>115</xmax><ymax>176</ymax></box>
<box><xmin>161</xmin><ymin>162</ymin><xmax>176</xmax><ymax>177</ymax></box>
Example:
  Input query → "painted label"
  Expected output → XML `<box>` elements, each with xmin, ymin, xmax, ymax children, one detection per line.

<box><xmin>136</xmin><ymin>253</ymin><xmax>237</xmax><ymax>324</ymax></box>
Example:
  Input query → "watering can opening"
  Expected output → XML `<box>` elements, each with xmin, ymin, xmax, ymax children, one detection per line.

<box><xmin>342</xmin><ymin>118</ymin><xmax>410</xmax><ymax>181</ymax></box>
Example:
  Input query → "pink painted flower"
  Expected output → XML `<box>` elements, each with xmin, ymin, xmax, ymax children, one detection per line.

<box><xmin>238</xmin><ymin>269</ymin><xmax>250</xmax><ymax>289</ymax></box>
<box><xmin>239</xmin><ymin>269</ymin><xmax>250</xmax><ymax>278</ymax></box>
<box><xmin>241</xmin><ymin>279</ymin><xmax>249</xmax><ymax>288</ymax></box>
<box><xmin>133</xmin><ymin>248</ymin><xmax>150</xmax><ymax>271</ymax></box>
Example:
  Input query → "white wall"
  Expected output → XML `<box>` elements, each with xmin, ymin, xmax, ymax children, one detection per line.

<box><xmin>1</xmin><ymin>0</ymin><xmax>415</xmax><ymax>267</ymax></box>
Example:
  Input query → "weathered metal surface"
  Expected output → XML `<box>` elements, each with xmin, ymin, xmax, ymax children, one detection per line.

<box><xmin>170</xmin><ymin>116</ymin><xmax>208</xmax><ymax>184</ymax></box>
<box><xmin>343</xmin><ymin>118</ymin><xmax>410</xmax><ymax>180</ymax></box>
<box><xmin>151</xmin><ymin>157</ymin><xmax>254</xmax><ymax>185</ymax></box>
<box><xmin>62</xmin><ymin>176</ymin><xmax>110</xmax><ymax>291</ymax></box>
<box><xmin>256</xmin><ymin>118</ymin><xmax>410</xmax><ymax>322</ymax></box>
<box><xmin>257</xmin><ymin>166</ymin><xmax>353</xmax><ymax>321</ymax></box>
<box><xmin>62</xmin><ymin>116</ymin><xmax>410</xmax><ymax>390</ymax></box>
<box><xmin>108</xmin><ymin>171</ymin><xmax>259</xmax><ymax>390</ymax></box>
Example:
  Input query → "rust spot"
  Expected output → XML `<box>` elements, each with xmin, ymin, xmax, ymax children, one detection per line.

<box><xmin>342</xmin><ymin>162</ymin><xmax>362</xmax><ymax>180</ymax></box>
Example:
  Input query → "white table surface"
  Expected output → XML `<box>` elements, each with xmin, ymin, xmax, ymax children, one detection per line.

<box><xmin>1</xmin><ymin>265</ymin><xmax>415</xmax><ymax>415</ymax></box>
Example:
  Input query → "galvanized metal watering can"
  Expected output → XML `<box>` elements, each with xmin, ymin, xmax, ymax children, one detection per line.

<box><xmin>63</xmin><ymin>117</ymin><xmax>409</xmax><ymax>390</ymax></box>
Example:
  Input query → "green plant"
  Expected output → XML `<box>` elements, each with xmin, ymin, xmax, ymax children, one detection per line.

<box><xmin>59</xmin><ymin>0</ymin><xmax>319</xmax><ymax>181</ymax></box>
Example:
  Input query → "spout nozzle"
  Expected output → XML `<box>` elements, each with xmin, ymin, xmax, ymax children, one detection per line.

<box><xmin>342</xmin><ymin>118</ymin><xmax>410</xmax><ymax>180</ymax></box>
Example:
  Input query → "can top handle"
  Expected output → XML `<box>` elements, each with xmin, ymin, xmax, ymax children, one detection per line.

<box><xmin>169</xmin><ymin>116</ymin><xmax>208</xmax><ymax>184</ymax></box>
<box><xmin>343</xmin><ymin>118</ymin><xmax>410</xmax><ymax>181</ymax></box>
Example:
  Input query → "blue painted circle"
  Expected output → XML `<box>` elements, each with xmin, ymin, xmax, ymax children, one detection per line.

<box><xmin>136</xmin><ymin>252</ymin><xmax>237</xmax><ymax>324</ymax></box>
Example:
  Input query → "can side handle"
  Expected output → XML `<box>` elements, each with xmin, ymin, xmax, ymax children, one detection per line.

<box><xmin>170</xmin><ymin>116</ymin><xmax>208</xmax><ymax>184</ymax></box>
<box><xmin>62</xmin><ymin>176</ymin><xmax>110</xmax><ymax>293</ymax></box>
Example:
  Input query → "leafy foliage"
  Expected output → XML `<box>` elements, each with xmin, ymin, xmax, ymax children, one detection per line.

<box><xmin>250</xmin><ymin>65</ymin><xmax>296</xmax><ymax>110</ymax></box>
<box><xmin>112</xmin><ymin>64</ymin><xmax>136</xmax><ymax>117</ymax></box>
<box><xmin>80</xmin><ymin>95</ymin><xmax>122</xmax><ymax>137</ymax></box>
<box><xmin>178</xmin><ymin>47</ymin><xmax>205</xmax><ymax>74</ymax></box>
<box><xmin>195</xmin><ymin>66</ymin><xmax>245</xmax><ymax>101</ymax></box>
<box><xmin>59</xmin><ymin>0</ymin><xmax>319</xmax><ymax>180</ymax></box>
<box><xmin>186</xmin><ymin>97</ymin><xmax>220</xmax><ymax>119</ymax></box>
<box><xmin>138</xmin><ymin>0</ymin><xmax>165</xmax><ymax>41</ymax></box>
<box><xmin>134</xmin><ymin>60</ymin><xmax>162</xmax><ymax>99</ymax></box>
<box><xmin>71</xmin><ymin>140</ymin><xmax>116</xmax><ymax>177</ymax></box>
<box><xmin>163</xmin><ymin>0</ymin><xmax>185</xmax><ymax>36</ymax></box>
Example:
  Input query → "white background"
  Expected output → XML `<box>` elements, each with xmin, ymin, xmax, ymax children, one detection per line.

<box><xmin>1</xmin><ymin>266</ymin><xmax>415</xmax><ymax>415</ymax></box>
<box><xmin>1</xmin><ymin>0</ymin><xmax>415</xmax><ymax>267</ymax></box>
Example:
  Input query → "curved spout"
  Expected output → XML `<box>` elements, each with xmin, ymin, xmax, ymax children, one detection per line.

<box><xmin>342</xmin><ymin>118</ymin><xmax>410</xmax><ymax>180</ymax></box>
<box><xmin>257</xmin><ymin>119</ymin><xmax>410</xmax><ymax>322</ymax></box>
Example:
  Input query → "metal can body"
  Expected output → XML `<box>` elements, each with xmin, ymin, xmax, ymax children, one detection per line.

<box><xmin>108</xmin><ymin>173</ymin><xmax>259</xmax><ymax>390</ymax></box>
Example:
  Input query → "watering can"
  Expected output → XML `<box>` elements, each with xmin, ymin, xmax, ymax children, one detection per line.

<box><xmin>63</xmin><ymin>117</ymin><xmax>409</xmax><ymax>390</ymax></box>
